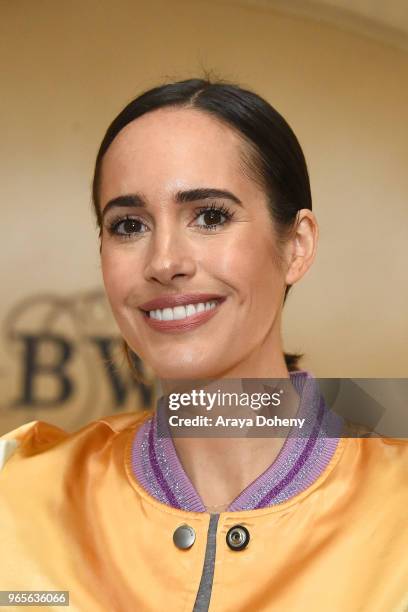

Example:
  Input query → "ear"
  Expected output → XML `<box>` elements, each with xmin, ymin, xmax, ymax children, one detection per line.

<box><xmin>284</xmin><ymin>209</ymin><xmax>319</xmax><ymax>286</ymax></box>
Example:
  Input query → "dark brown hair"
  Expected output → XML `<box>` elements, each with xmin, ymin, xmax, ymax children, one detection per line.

<box><xmin>92</xmin><ymin>78</ymin><xmax>312</xmax><ymax>371</ymax></box>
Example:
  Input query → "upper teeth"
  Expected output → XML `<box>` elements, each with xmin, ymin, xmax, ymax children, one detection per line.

<box><xmin>148</xmin><ymin>301</ymin><xmax>218</xmax><ymax>321</ymax></box>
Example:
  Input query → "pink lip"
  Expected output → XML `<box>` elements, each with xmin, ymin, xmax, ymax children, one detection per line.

<box><xmin>140</xmin><ymin>297</ymin><xmax>226</xmax><ymax>333</ymax></box>
<box><xmin>139</xmin><ymin>293</ymin><xmax>225</xmax><ymax>311</ymax></box>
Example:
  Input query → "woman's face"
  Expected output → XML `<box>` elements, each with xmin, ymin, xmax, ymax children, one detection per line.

<box><xmin>99</xmin><ymin>107</ymin><xmax>289</xmax><ymax>379</ymax></box>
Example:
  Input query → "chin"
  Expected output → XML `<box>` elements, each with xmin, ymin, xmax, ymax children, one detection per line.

<box><xmin>153</xmin><ymin>363</ymin><xmax>214</xmax><ymax>381</ymax></box>
<box><xmin>148</xmin><ymin>351</ymin><xmax>222</xmax><ymax>381</ymax></box>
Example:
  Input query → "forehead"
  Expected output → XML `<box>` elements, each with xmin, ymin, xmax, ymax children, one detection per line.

<box><xmin>99</xmin><ymin>107</ymin><xmax>257</xmax><ymax>206</ymax></box>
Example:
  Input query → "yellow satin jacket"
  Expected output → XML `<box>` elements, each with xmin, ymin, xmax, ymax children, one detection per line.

<box><xmin>0</xmin><ymin>410</ymin><xmax>407</xmax><ymax>612</ymax></box>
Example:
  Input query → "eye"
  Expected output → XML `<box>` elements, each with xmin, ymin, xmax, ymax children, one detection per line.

<box><xmin>107</xmin><ymin>215</ymin><xmax>148</xmax><ymax>239</ymax></box>
<box><xmin>193</xmin><ymin>203</ymin><xmax>234</xmax><ymax>231</ymax></box>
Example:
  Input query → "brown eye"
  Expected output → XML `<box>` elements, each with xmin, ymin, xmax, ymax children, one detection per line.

<box><xmin>203</xmin><ymin>209</ymin><xmax>222</xmax><ymax>226</ymax></box>
<box><xmin>108</xmin><ymin>216</ymin><xmax>148</xmax><ymax>238</ymax></box>
<box><xmin>122</xmin><ymin>219</ymin><xmax>142</xmax><ymax>233</ymax></box>
<box><xmin>193</xmin><ymin>204</ymin><xmax>234</xmax><ymax>231</ymax></box>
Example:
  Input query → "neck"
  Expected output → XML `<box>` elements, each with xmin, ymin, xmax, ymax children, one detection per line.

<box><xmin>159</xmin><ymin>365</ymin><xmax>299</xmax><ymax>512</ymax></box>
<box><xmin>158</xmin><ymin>325</ymin><xmax>295</xmax><ymax>511</ymax></box>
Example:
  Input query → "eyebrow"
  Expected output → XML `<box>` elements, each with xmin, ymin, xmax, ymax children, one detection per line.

<box><xmin>101</xmin><ymin>188</ymin><xmax>242</xmax><ymax>219</ymax></box>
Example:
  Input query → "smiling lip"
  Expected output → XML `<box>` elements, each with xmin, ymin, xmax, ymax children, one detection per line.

<box><xmin>139</xmin><ymin>293</ymin><xmax>226</xmax><ymax>333</ymax></box>
<box><xmin>139</xmin><ymin>293</ymin><xmax>225</xmax><ymax>311</ymax></box>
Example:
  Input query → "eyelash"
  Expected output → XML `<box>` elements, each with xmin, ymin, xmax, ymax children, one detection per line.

<box><xmin>106</xmin><ymin>203</ymin><xmax>235</xmax><ymax>239</ymax></box>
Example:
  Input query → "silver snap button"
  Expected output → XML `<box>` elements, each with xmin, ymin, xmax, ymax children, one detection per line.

<box><xmin>173</xmin><ymin>524</ymin><xmax>196</xmax><ymax>550</ymax></box>
<box><xmin>226</xmin><ymin>525</ymin><xmax>250</xmax><ymax>551</ymax></box>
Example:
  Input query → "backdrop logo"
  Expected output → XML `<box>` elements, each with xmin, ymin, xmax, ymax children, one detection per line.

<box><xmin>0</xmin><ymin>290</ymin><xmax>154</xmax><ymax>431</ymax></box>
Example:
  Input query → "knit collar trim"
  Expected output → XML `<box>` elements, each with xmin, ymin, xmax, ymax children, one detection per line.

<box><xmin>131</xmin><ymin>371</ymin><xmax>344</xmax><ymax>512</ymax></box>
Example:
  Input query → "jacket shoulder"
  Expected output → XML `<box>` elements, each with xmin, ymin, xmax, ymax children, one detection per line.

<box><xmin>0</xmin><ymin>409</ymin><xmax>152</xmax><ymax>471</ymax></box>
<box><xmin>342</xmin><ymin>421</ymin><xmax>408</xmax><ymax>494</ymax></box>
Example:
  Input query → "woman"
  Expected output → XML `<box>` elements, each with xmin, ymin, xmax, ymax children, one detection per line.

<box><xmin>1</xmin><ymin>78</ymin><xmax>407</xmax><ymax>612</ymax></box>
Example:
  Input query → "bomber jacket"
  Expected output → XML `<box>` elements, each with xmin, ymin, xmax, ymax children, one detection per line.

<box><xmin>0</xmin><ymin>379</ymin><xmax>407</xmax><ymax>611</ymax></box>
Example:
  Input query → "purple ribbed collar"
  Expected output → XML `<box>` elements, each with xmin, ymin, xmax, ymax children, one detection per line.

<box><xmin>131</xmin><ymin>371</ymin><xmax>344</xmax><ymax>512</ymax></box>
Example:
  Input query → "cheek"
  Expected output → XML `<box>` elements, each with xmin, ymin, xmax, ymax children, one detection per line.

<box><xmin>206</xmin><ymin>231</ymin><xmax>283</xmax><ymax>301</ymax></box>
<box><xmin>101</xmin><ymin>247</ymin><xmax>135</xmax><ymax>308</ymax></box>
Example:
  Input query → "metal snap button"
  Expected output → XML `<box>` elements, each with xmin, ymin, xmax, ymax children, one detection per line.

<box><xmin>173</xmin><ymin>524</ymin><xmax>196</xmax><ymax>550</ymax></box>
<box><xmin>226</xmin><ymin>525</ymin><xmax>250</xmax><ymax>551</ymax></box>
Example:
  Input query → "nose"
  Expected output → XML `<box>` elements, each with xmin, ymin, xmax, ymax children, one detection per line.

<box><xmin>143</xmin><ymin>225</ymin><xmax>197</xmax><ymax>285</ymax></box>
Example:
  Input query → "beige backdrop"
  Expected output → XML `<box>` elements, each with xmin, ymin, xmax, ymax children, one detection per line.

<box><xmin>1</xmin><ymin>0</ymin><xmax>407</xmax><ymax>433</ymax></box>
